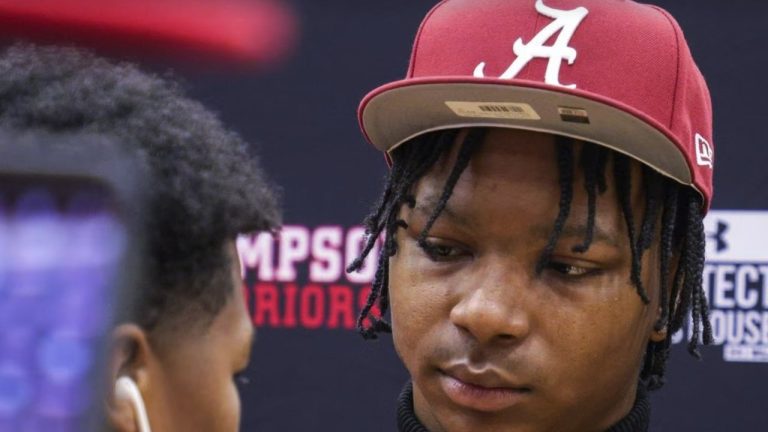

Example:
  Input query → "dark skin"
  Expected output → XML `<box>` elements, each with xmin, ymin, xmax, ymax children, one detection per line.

<box><xmin>106</xmin><ymin>241</ymin><xmax>254</xmax><ymax>432</ymax></box>
<box><xmin>390</xmin><ymin>129</ymin><xmax>667</xmax><ymax>432</ymax></box>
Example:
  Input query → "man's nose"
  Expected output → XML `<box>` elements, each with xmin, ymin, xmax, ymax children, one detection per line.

<box><xmin>448</xmin><ymin>265</ymin><xmax>531</xmax><ymax>346</ymax></box>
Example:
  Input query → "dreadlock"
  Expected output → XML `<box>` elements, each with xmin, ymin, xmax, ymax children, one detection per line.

<box><xmin>347</xmin><ymin>128</ymin><xmax>712</xmax><ymax>390</ymax></box>
<box><xmin>535</xmin><ymin>140</ymin><xmax>574</xmax><ymax>274</ymax></box>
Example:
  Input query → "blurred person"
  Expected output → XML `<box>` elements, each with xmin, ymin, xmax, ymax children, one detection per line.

<box><xmin>348</xmin><ymin>1</ymin><xmax>714</xmax><ymax>431</ymax></box>
<box><xmin>0</xmin><ymin>44</ymin><xmax>280</xmax><ymax>431</ymax></box>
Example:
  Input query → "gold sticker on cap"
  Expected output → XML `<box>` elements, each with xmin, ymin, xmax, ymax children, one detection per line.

<box><xmin>445</xmin><ymin>101</ymin><xmax>541</xmax><ymax>120</ymax></box>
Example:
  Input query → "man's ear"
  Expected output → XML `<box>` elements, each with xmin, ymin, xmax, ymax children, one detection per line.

<box><xmin>105</xmin><ymin>323</ymin><xmax>153</xmax><ymax>432</ymax></box>
<box><xmin>648</xmin><ymin>246</ymin><xmax>681</xmax><ymax>344</ymax></box>
<box><xmin>649</xmin><ymin>322</ymin><xmax>668</xmax><ymax>343</ymax></box>
<box><xmin>648</xmin><ymin>287</ymin><xmax>671</xmax><ymax>343</ymax></box>
<box><xmin>650</xmin><ymin>285</ymin><xmax>670</xmax><ymax>343</ymax></box>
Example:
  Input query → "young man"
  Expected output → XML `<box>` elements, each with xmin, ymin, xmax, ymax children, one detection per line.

<box><xmin>0</xmin><ymin>44</ymin><xmax>280</xmax><ymax>431</ymax></box>
<box><xmin>348</xmin><ymin>1</ymin><xmax>714</xmax><ymax>431</ymax></box>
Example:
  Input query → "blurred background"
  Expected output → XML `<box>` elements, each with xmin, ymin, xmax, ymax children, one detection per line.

<box><xmin>0</xmin><ymin>0</ymin><xmax>765</xmax><ymax>430</ymax></box>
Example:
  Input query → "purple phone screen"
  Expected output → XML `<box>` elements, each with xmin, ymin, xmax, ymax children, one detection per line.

<box><xmin>0</xmin><ymin>179</ymin><xmax>127</xmax><ymax>432</ymax></box>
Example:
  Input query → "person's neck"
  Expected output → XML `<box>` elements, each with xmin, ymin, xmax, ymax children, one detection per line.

<box><xmin>397</xmin><ymin>381</ymin><xmax>650</xmax><ymax>432</ymax></box>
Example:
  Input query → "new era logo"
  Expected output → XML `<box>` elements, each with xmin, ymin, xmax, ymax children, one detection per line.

<box><xmin>695</xmin><ymin>133</ymin><xmax>714</xmax><ymax>168</ymax></box>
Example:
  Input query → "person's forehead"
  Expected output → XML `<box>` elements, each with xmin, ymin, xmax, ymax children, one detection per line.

<box><xmin>408</xmin><ymin>128</ymin><xmax>638</xmax><ymax>241</ymax></box>
<box><xmin>414</xmin><ymin>128</ymin><xmax>567</xmax><ymax>199</ymax></box>
<box><xmin>413</xmin><ymin>128</ymin><xmax>641</xmax><ymax>198</ymax></box>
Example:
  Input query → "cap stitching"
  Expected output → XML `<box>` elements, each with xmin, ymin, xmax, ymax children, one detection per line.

<box><xmin>407</xmin><ymin>0</ymin><xmax>452</xmax><ymax>78</ymax></box>
<box><xmin>646</xmin><ymin>5</ymin><xmax>706</xmax><ymax>210</ymax></box>
<box><xmin>524</xmin><ymin>0</ymin><xmax>543</xmax><ymax>81</ymax></box>
<box><xmin>649</xmin><ymin>5</ymin><xmax>682</xmax><ymax>130</ymax></box>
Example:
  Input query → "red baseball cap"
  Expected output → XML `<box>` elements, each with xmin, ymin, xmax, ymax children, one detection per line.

<box><xmin>359</xmin><ymin>0</ymin><xmax>714</xmax><ymax>210</ymax></box>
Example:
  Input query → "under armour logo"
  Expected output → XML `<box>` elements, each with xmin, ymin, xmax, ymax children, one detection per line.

<box><xmin>695</xmin><ymin>133</ymin><xmax>714</xmax><ymax>168</ymax></box>
<box><xmin>707</xmin><ymin>220</ymin><xmax>729</xmax><ymax>253</ymax></box>
<box><xmin>473</xmin><ymin>0</ymin><xmax>589</xmax><ymax>89</ymax></box>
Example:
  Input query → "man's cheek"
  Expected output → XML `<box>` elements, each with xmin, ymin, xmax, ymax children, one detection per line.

<box><xmin>391</xmin><ymin>299</ymin><xmax>431</xmax><ymax>358</ymax></box>
<box><xmin>391</xmin><ymin>288</ymin><xmax>442</xmax><ymax>333</ymax></box>
<box><xmin>391</xmin><ymin>322</ymin><xmax>411</xmax><ymax>366</ymax></box>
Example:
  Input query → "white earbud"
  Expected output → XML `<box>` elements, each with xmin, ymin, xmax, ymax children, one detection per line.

<box><xmin>114</xmin><ymin>376</ymin><xmax>152</xmax><ymax>432</ymax></box>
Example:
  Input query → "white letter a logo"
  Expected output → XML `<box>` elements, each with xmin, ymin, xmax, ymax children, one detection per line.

<box><xmin>474</xmin><ymin>0</ymin><xmax>589</xmax><ymax>89</ymax></box>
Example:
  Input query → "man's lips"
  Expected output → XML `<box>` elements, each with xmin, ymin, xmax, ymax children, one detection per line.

<box><xmin>438</xmin><ymin>365</ymin><xmax>532</xmax><ymax>412</ymax></box>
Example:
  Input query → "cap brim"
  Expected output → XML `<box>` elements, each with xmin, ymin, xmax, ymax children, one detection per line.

<box><xmin>359</xmin><ymin>77</ymin><xmax>693</xmax><ymax>187</ymax></box>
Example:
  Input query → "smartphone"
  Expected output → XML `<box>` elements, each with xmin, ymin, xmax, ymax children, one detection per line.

<box><xmin>0</xmin><ymin>131</ymin><xmax>143</xmax><ymax>432</ymax></box>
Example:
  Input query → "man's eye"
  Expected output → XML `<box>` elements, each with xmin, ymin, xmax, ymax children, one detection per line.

<box><xmin>547</xmin><ymin>261</ymin><xmax>595</xmax><ymax>277</ymax></box>
<box><xmin>418</xmin><ymin>239</ymin><xmax>464</xmax><ymax>261</ymax></box>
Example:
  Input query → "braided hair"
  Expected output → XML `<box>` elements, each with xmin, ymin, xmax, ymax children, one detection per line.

<box><xmin>348</xmin><ymin>128</ymin><xmax>712</xmax><ymax>390</ymax></box>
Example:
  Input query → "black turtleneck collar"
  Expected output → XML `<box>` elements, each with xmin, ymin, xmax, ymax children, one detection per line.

<box><xmin>397</xmin><ymin>381</ymin><xmax>650</xmax><ymax>432</ymax></box>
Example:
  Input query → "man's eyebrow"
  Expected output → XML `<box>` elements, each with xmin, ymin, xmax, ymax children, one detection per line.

<box><xmin>411</xmin><ymin>194</ymin><xmax>621</xmax><ymax>248</ymax></box>
<box><xmin>411</xmin><ymin>193</ymin><xmax>470</xmax><ymax>227</ymax></box>
<box><xmin>534</xmin><ymin>223</ymin><xmax>621</xmax><ymax>248</ymax></box>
